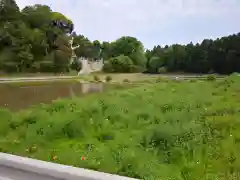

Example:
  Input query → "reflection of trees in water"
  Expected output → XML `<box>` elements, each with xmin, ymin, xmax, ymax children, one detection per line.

<box><xmin>68</xmin><ymin>83</ymin><xmax>103</xmax><ymax>96</ymax></box>
<box><xmin>81</xmin><ymin>83</ymin><xmax>103</xmax><ymax>94</ymax></box>
<box><xmin>69</xmin><ymin>86</ymin><xmax>75</xmax><ymax>97</ymax></box>
<box><xmin>0</xmin><ymin>83</ymin><xmax>104</xmax><ymax>111</ymax></box>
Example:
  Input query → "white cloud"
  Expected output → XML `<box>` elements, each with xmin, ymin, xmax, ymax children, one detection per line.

<box><xmin>16</xmin><ymin>0</ymin><xmax>240</xmax><ymax>48</ymax></box>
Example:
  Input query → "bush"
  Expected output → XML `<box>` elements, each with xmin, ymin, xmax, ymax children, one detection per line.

<box><xmin>158</xmin><ymin>67</ymin><xmax>167</xmax><ymax>73</ymax></box>
<box><xmin>102</xmin><ymin>62</ymin><xmax>114</xmax><ymax>73</ymax></box>
<box><xmin>53</xmin><ymin>50</ymin><xmax>69</xmax><ymax>73</ymax></box>
<box><xmin>123</xmin><ymin>78</ymin><xmax>129</xmax><ymax>83</ymax></box>
<box><xmin>148</xmin><ymin>56</ymin><xmax>164</xmax><ymax>73</ymax></box>
<box><xmin>93</xmin><ymin>75</ymin><xmax>100</xmax><ymax>82</ymax></box>
<box><xmin>155</xmin><ymin>77</ymin><xmax>168</xmax><ymax>83</ymax></box>
<box><xmin>189</xmin><ymin>79</ymin><xmax>197</xmax><ymax>83</ymax></box>
<box><xmin>105</xmin><ymin>75</ymin><xmax>112</xmax><ymax>82</ymax></box>
<box><xmin>0</xmin><ymin>49</ymin><xmax>18</xmax><ymax>72</ymax></box>
<box><xmin>206</xmin><ymin>74</ymin><xmax>216</xmax><ymax>81</ymax></box>
<box><xmin>129</xmin><ymin>51</ymin><xmax>147</xmax><ymax>67</ymax></box>
<box><xmin>105</xmin><ymin>55</ymin><xmax>134</xmax><ymax>73</ymax></box>
<box><xmin>129</xmin><ymin>65</ymin><xmax>145</xmax><ymax>73</ymax></box>
<box><xmin>70</xmin><ymin>61</ymin><xmax>82</xmax><ymax>72</ymax></box>
<box><xmin>37</xmin><ymin>61</ymin><xmax>55</xmax><ymax>72</ymax></box>
<box><xmin>1</xmin><ymin>62</ymin><xmax>18</xmax><ymax>73</ymax></box>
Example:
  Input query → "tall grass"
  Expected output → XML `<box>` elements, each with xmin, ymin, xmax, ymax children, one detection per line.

<box><xmin>0</xmin><ymin>74</ymin><xmax>239</xmax><ymax>179</ymax></box>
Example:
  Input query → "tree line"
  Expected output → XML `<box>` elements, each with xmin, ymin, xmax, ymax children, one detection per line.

<box><xmin>146</xmin><ymin>34</ymin><xmax>240</xmax><ymax>74</ymax></box>
<box><xmin>0</xmin><ymin>0</ymin><xmax>239</xmax><ymax>74</ymax></box>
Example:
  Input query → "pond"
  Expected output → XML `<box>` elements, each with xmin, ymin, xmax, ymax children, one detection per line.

<box><xmin>0</xmin><ymin>81</ymin><xmax>117</xmax><ymax>111</ymax></box>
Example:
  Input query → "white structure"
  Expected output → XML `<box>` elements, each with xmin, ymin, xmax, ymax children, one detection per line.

<box><xmin>68</xmin><ymin>37</ymin><xmax>80</xmax><ymax>65</ymax></box>
<box><xmin>68</xmin><ymin>37</ymin><xmax>104</xmax><ymax>75</ymax></box>
<box><xmin>77</xmin><ymin>57</ymin><xmax>91</xmax><ymax>75</ymax></box>
<box><xmin>77</xmin><ymin>57</ymin><xmax>104</xmax><ymax>75</ymax></box>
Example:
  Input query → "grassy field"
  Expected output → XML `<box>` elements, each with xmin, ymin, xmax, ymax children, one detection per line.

<box><xmin>0</xmin><ymin>74</ymin><xmax>239</xmax><ymax>179</ymax></box>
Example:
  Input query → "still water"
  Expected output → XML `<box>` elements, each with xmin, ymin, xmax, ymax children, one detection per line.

<box><xmin>0</xmin><ymin>82</ymin><xmax>108</xmax><ymax>111</ymax></box>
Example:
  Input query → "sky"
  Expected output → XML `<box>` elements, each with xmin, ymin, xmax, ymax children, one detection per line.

<box><xmin>17</xmin><ymin>0</ymin><xmax>240</xmax><ymax>49</ymax></box>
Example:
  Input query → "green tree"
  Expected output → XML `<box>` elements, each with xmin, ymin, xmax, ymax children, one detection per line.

<box><xmin>148</xmin><ymin>57</ymin><xmax>163</xmax><ymax>73</ymax></box>
<box><xmin>110</xmin><ymin>36</ymin><xmax>144</xmax><ymax>57</ymax></box>
<box><xmin>0</xmin><ymin>0</ymin><xmax>239</xmax><ymax>74</ymax></box>
<box><xmin>21</xmin><ymin>5</ymin><xmax>52</xmax><ymax>30</ymax></box>
<box><xmin>129</xmin><ymin>50</ymin><xmax>147</xmax><ymax>68</ymax></box>
<box><xmin>146</xmin><ymin>33</ymin><xmax>240</xmax><ymax>74</ymax></box>
<box><xmin>104</xmin><ymin>55</ymin><xmax>134</xmax><ymax>73</ymax></box>
<box><xmin>0</xmin><ymin>0</ymin><xmax>19</xmax><ymax>22</ymax></box>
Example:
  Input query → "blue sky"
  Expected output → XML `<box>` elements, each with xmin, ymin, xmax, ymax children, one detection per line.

<box><xmin>17</xmin><ymin>0</ymin><xmax>240</xmax><ymax>48</ymax></box>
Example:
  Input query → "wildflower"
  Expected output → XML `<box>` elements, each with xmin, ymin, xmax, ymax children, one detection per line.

<box><xmin>81</xmin><ymin>156</ymin><xmax>85</xmax><ymax>160</ymax></box>
<box><xmin>52</xmin><ymin>155</ymin><xmax>57</xmax><ymax>161</ymax></box>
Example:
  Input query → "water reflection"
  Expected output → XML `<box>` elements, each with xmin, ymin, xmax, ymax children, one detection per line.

<box><xmin>0</xmin><ymin>82</ymin><xmax>104</xmax><ymax>111</ymax></box>
<box><xmin>81</xmin><ymin>83</ymin><xmax>103</xmax><ymax>94</ymax></box>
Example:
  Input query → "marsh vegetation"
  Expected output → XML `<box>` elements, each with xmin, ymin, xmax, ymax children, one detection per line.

<box><xmin>0</xmin><ymin>74</ymin><xmax>239</xmax><ymax>179</ymax></box>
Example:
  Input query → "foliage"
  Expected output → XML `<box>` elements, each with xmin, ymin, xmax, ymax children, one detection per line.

<box><xmin>93</xmin><ymin>75</ymin><xmax>100</xmax><ymax>82</ymax></box>
<box><xmin>128</xmin><ymin>51</ymin><xmax>147</xmax><ymax>68</ymax></box>
<box><xmin>0</xmin><ymin>1</ymin><xmax>72</xmax><ymax>73</ymax></box>
<box><xmin>123</xmin><ymin>78</ymin><xmax>129</xmax><ymax>83</ymax></box>
<box><xmin>104</xmin><ymin>55</ymin><xmax>134</xmax><ymax>73</ymax></box>
<box><xmin>110</xmin><ymin>36</ymin><xmax>144</xmax><ymax>57</ymax></box>
<box><xmin>129</xmin><ymin>65</ymin><xmax>145</xmax><ymax>73</ymax></box>
<box><xmin>0</xmin><ymin>0</ymin><xmax>239</xmax><ymax>74</ymax></box>
<box><xmin>158</xmin><ymin>67</ymin><xmax>167</xmax><ymax>73</ymax></box>
<box><xmin>206</xmin><ymin>74</ymin><xmax>216</xmax><ymax>81</ymax></box>
<box><xmin>105</xmin><ymin>75</ymin><xmax>112</xmax><ymax>82</ymax></box>
<box><xmin>0</xmin><ymin>75</ymin><xmax>239</xmax><ymax>179</ymax></box>
<box><xmin>102</xmin><ymin>61</ymin><xmax>113</xmax><ymax>73</ymax></box>
<box><xmin>146</xmin><ymin>38</ymin><xmax>240</xmax><ymax>74</ymax></box>
<box><xmin>148</xmin><ymin>56</ymin><xmax>164</xmax><ymax>73</ymax></box>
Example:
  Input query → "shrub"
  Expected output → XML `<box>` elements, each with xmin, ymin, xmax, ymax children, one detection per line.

<box><xmin>128</xmin><ymin>51</ymin><xmax>147</xmax><ymax>67</ymax></box>
<box><xmin>148</xmin><ymin>57</ymin><xmax>164</xmax><ymax>73</ymax></box>
<box><xmin>155</xmin><ymin>77</ymin><xmax>168</xmax><ymax>83</ymax></box>
<box><xmin>105</xmin><ymin>75</ymin><xmax>112</xmax><ymax>82</ymax></box>
<box><xmin>206</xmin><ymin>74</ymin><xmax>216</xmax><ymax>81</ymax></box>
<box><xmin>158</xmin><ymin>67</ymin><xmax>167</xmax><ymax>73</ymax></box>
<box><xmin>129</xmin><ymin>65</ymin><xmax>145</xmax><ymax>73</ymax></box>
<box><xmin>105</xmin><ymin>55</ymin><xmax>134</xmax><ymax>73</ymax></box>
<box><xmin>102</xmin><ymin>62</ymin><xmax>114</xmax><ymax>73</ymax></box>
<box><xmin>93</xmin><ymin>75</ymin><xmax>100</xmax><ymax>82</ymax></box>
<box><xmin>189</xmin><ymin>79</ymin><xmax>197</xmax><ymax>83</ymax></box>
<box><xmin>156</xmin><ymin>77</ymin><xmax>163</xmax><ymax>83</ymax></box>
<box><xmin>123</xmin><ymin>78</ymin><xmax>129</xmax><ymax>83</ymax></box>
<box><xmin>70</xmin><ymin>61</ymin><xmax>82</xmax><ymax>72</ymax></box>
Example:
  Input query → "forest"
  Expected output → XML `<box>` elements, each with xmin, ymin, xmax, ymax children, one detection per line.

<box><xmin>0</xmin><ymin>0</ymin><xmax>240</xmax><ymax>74</ymax></box>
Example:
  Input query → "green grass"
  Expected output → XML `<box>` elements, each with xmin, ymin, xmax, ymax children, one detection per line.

<box><xmin>0</xmin><ymin>74</ymin><xmax>239</xmax><ymax>179</ymax></box>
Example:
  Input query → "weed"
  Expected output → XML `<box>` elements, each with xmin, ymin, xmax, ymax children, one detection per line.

<box><xmin>206</xmin><ymin>74</ymin><xmax>216</xmax><ymax>81</ymax></box>
<box><xmin>105</xmin><ymin>75</ymin><xmax>112</xmax><ymax>82</ymax></box>
<box><xmin>0</xmin><ymin>74</ymin><xmax>239</xmax><ymax>179</ymax></box>
<box><xmin>93</xmin><ymin>75</ymin><xmax>100</xmax><ymax>82</ymax></box>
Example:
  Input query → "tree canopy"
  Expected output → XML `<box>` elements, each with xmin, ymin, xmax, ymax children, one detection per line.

<box><xmin>0</xmin><ymin>0</ymin><xmax>239</xmax><ymax>74</ymax></box>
